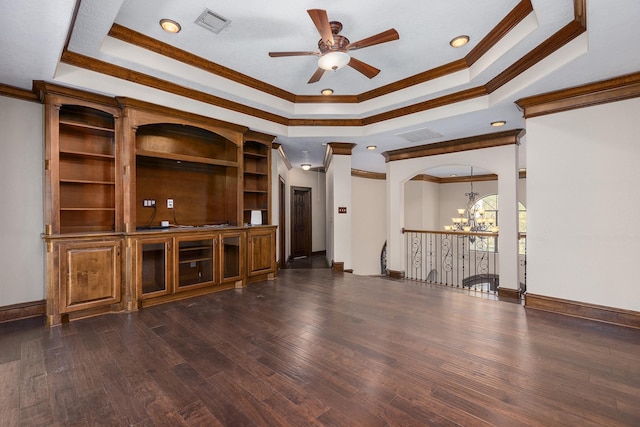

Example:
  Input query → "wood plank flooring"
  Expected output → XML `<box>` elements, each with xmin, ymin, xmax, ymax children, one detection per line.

<box><xmin>2</xmin><ymin>269</ymin><xmax>640</xmax><ymax>426</ymax></box>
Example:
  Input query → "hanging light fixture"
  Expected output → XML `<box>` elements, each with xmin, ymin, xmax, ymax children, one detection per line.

<box><xmin>444</xmin><ymin>167</ymin><xmax>498</xmax><ymax>234</ymax></box>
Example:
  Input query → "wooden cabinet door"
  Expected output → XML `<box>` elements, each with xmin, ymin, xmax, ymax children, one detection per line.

<box><xmin>137</xmin><ymin>238</ymin><xmax>172</xmax><ymax>299</ymax></box>
<box><xmin>220</xmin><ymin>231</ymin><xmax>245</xmax><ymax>284</ymax></box>
<box><xmin>59</xmin><ymin>240</ymin><xmax>121</xmax><ymax>313</ymax></box>
<box><xmin>247</xmin><ymin>228</ymin><xmax>276</xmax><ymax>277</ymax></box>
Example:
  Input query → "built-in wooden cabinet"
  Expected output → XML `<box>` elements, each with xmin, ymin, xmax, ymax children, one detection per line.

<box><xmin>243</xmin><ymin>131</ymin><xmax>274</xmax><ymax>226</ymax></box>
<box><xmin>38</xmin><ymin>83</ymin><xmax>277</xmax><ymax>325</ymax></box>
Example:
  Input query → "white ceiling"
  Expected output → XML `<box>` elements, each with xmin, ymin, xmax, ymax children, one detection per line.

<box><xmin>1</xmin><ymin>0</ymin><xmax>640</xmax><ymax>176</ymax></box>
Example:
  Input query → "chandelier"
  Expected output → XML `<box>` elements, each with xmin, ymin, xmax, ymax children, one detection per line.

<box><xmin>444</xmin><ymin>167</ymin><xmax>499</xmax><ymax>234</ymax></box>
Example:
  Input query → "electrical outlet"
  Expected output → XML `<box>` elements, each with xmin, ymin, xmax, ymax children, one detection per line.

<box><xmin>142</xmin><ymin>199</ymin><xmax>157</xmax><ymax>207</ymax></box>
<box><xmin>150</xmin><ymin>199</ymin><xmax>156</xmax><ymax>207</ymax></box>
<box><xmin>167</xmin><ymin>199</ymin><xmax>174</xmax><ymax>209</ymax></box>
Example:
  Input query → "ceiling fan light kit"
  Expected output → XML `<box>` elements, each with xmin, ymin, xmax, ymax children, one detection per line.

<box><xmin>268</xmin><ymin>9</ymin><xmax>399</xmax><ymax>84</ymax></box>
<box><xmin>318</xmin><ymin>51</ymin><xmax>350</xmax><ymax>71</ymax></box>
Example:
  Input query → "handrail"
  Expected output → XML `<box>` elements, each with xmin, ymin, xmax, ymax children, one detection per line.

<box><xmin>402</xmin><ymin>228</ymin><xmax>527</xmax><ymax>240</ymax></box>
<box><xmin>402</xmin><ymin>228</ymin><xmax>499</xmax><ymax>238</ymax></box>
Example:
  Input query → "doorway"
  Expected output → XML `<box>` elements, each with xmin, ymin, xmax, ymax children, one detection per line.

<box><xmin>291</xmin><ymin>186</ymin><xmax>312</xmax><ymax>259</ymax></box>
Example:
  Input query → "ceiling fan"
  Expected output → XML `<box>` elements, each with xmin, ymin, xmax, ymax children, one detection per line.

<box><xmin>268</xmin><ymin>9</ymin><xmax>399</xmax><ymax>84</ymax></box>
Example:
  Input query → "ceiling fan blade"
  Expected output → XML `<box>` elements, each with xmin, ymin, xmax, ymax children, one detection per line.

<box><xmin>346</xmin><ymin>28</ymin><xmax>399</xmax><ymax>51</ymax></box>
<box><xmin>269</xmin><ymin>51</ymin><xmax>320</xmax><ymax>57</ymax></box>
<box><xmin>307</xmin><ymin>67</ymin><xmax>326</xmax><ymax>84</ymax></box>
<box><xmin>307</xmin><ymin>9</ymin><xmax>335</xmax><ymax>46</ymax></box>
<box><xmin>348</xmin><ymin>57</ymin><xmax>380</xmax><ymax>79</ymax></box>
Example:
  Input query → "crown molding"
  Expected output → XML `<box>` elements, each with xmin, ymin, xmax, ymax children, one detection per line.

<box><xmin>382</xmin><ymin>129</ymin><xmax>525</xmax><ymax>163</ymax></box>
<box><xmin>351</xmin><ymin>169</ymin><xmax>386</xmax><ymax>180</ymax></box>
<box><xmin>516</xmin><ymin>71</ymin><xmax>640</xmax><ymax>118</ymax></box>
<box><xmin>108</xmin><ymin>24</ymin><xmax>296</xmax><ymax>102</ymax></box>
<box><xmin>0</xmin><ymin>83</ymin><xmax>39</xmax><ymax>102</ymax></box>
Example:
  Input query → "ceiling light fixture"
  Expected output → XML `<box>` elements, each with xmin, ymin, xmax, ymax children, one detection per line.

<box><xmin>491</xmin><ymin>120</ymin><xmax>507</xmax><ymax>127</ymax></box>
<box><xmin>449</xmin><ymin>35</ymin><xmax>470</xmax><ymax>48</ymax></box>
<box><xmin>366</xmin><ymin>145</ymin><xmax>377</xmax><ymax>150</ymax></box>
<box><xmin>445</xmin><ymin>167</ymin><xmax>498</xmax><ymax>236</ymax></box>
<box><xmin>160</xmin><ymin>19</ymin><xmax>182</xmax><ymax>33</ymax></box>
<box><xmin>321</xmin><ymin>88</ymin><xmax>334</xmax><ymax>96</ymax></box>
<box><xmin>318</xmin><ymin>51</ymin><xmax>350</xmax><ymax>71</ymax></box>
<box><xmin>301</xmin><ymin>163</ymin><xmax>311</xmax><ymax>171</ymax></box>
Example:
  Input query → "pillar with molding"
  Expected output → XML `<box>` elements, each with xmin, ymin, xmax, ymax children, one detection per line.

<box><xmin>324</xmin><ymin>143</ymin><xmax>356</xmax><ymax>272</ymax></box>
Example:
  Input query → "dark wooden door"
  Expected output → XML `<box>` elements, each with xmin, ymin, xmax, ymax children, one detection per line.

<box><xmin>291</xmin><ymin>187</ymin><xmax>311</xmax><ymax>258</ymax></box>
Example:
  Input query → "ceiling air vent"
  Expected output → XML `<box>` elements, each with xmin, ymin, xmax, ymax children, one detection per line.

<box><xmin>396</xmin><ymin>127</ymin><xmax>443</xmax><ymax>143</ymax></box>
<box><xmin>195</xmin><ymin>9</ymin><xmax>231</xmax><ymax>34</ymax></box>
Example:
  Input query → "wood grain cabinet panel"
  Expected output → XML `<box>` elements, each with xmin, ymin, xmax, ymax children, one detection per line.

<box><xmin>247</xmin><ymin>227</ymin><xmax>276</xmax><ymax>280</ymax></box>
<box><xmin>58</xmin><ymin>240</ymin><xmax>121</xmax><ymax>313</ymax></box>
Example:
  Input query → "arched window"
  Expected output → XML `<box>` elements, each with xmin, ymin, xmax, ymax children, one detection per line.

<box><xmin>471</xmin><ymin>194</ymin><xmax>526</xmax><ymax>254</ymax></box>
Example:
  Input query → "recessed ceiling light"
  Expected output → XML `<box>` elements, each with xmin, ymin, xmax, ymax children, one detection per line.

<box><xmin>450</xmin><ymin>174</ymin><xmax>457</xmax><ymax>177</ymax></box>
<box><xmin>160</xmin><ymin>19</ymin><xmax>181</xmax><ymax>33</ymax></box>
<box><xmin>450</xmin><ymin>35</ymin><xmax>469</xmax><ymax>48</ymax></box>
<box><xmin>491</xmin><ymin>120</ymin><xmax>507</xmax><ymax>127</ymax></box>
<box><xmin>366</xmin><ymin>145</ymin><xmax>377</xmax><ymax>150</ymax></box>
<box><xmin>321</xmin><ymin>88</ymin><xmax>334</xmax><ymax>96</ymax></box>
<box><xmin>301</xmin><ymin>163</ymin><xmax>311</xmax><ymax>171</ymax></box>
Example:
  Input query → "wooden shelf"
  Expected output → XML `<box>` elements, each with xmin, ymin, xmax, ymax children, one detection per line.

<box><xmin>136</xmin><ymin>149</ymin><xmax>238</xmax><ymax>168</ymax></box>
<box><xmin>60</xmin><ymin>120</ymin><xmax>115</xmax><ymax>134</ymax></box>
<box><xmin>60</xmin><ymin>149</ymin><xmax>115</xmax><ymax>160</ymax></box>
<box><xmin>60</xmin><ymin>179</ymin><xmax>115</xmax><ymax>185</ymax></box>
<box><xmin>243</xmin><ymin>151</ymin><xmax>268</xmax><ymax>158</ymax></box>
<box><xmin>60</xmin><ymin>207</ymin><xmax>116</xmax><ymax>211</ymax></box>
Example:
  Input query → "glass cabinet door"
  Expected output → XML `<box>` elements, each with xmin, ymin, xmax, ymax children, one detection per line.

<box><xmin>221</xmin><ymin>233</ymin><xmax>244</xmax><ymax>283</ymax></box>
<box><xmin>139</xmin><ymin>239</ymin><xmax>169</xmax><ymax>297</ymax></box>
<box><xmin>176</xmin><ymin>237</ymin><xmax>216</xmax><ymax>290</ymax></box>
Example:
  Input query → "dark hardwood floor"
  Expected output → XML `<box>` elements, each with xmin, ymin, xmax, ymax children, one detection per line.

<box><xmin>2</xmin><ymin>269</ymin><xmax>640</xmax><ymax>426</ymax></box>
<box><xmin>286</xmin><ymin>253</ymin><xmax>329</xmax><ymax>269</ymax></box>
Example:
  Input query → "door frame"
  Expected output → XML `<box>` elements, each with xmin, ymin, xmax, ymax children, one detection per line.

<box><xmin>279</xmin><ymin>175</ymin><xmax>286</xmax><ymax>268</ymax></box>
<box><xmin>290</xmin><ymin>186</ymin><xmax>312</xmax><ymax>259</ymax></box>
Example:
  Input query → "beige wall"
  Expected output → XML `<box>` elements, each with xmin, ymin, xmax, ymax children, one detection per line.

<box><xmin>0</xmin><ymin>96</ymin><xmax>44</xmax><ymax>305</ymax></box>
<box><xmin>526</xmin><ymin>97</ymin><xmax>640</xmax><ymax>311</ymax></box>
<box><xmin>351</xmin><ymin>176</ymin><xmax>387</xmax><ymax>275</ymax></box>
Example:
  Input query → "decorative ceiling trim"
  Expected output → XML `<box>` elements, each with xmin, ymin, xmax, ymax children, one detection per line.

<box><xmin>0</xmin><ymin>83</ymin><xmax>39</xmax><ymax>102</ymax></box>
<box><xmin>464</xmin><ymin>0</ymin><xmax>533</xmax><ymax>67</ymax></box>
<box><xmin>411</xmin><ymin>170</ymin><xmax>526</xmax><ymax>183</ymax></box>
<box><xmin>485</xmin><ymin>19</ymin><xmax>586</xmax><ymax>93</ymax></box>
<box><xmin>362</xmin><ymin>87</ymin><xmax>488</xmax><ymax>126</ymax></box>
<box><xmin>439</xmin><ymin>173</ymin><xmax>499</xmax><ymax>184</ymax></box>
<box><xmin>106</xmin><ymin>0</ymin><xmax>534</xmax><ymax>104</ymax></box>
<box><xmin>351</xmin><ymin>169</ymin><xmax>386</xmax><ymax>180</ymax></box>
<box><xmin>108</xmin><ymin>24</ymin><xmax>296</xmax><ymax>102</ymax></box>
<box><xmin>60</xmin><ymin>51</ymin><xmax>290</xmax><ymax>126</ymax></box>
<box><xmin>382</xmin><ymin>129</ymin><xmax>525</xmax><ymax>163</ymax></box>
<box><xmin>57</xmin><ymin>1</ymin><xmax>587</xmax><ymax>128</ymax></box>
<box><xmin>515</xmin><ymin>71</ymin><xmax>640</xmax><ymax>118</ymax></box>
